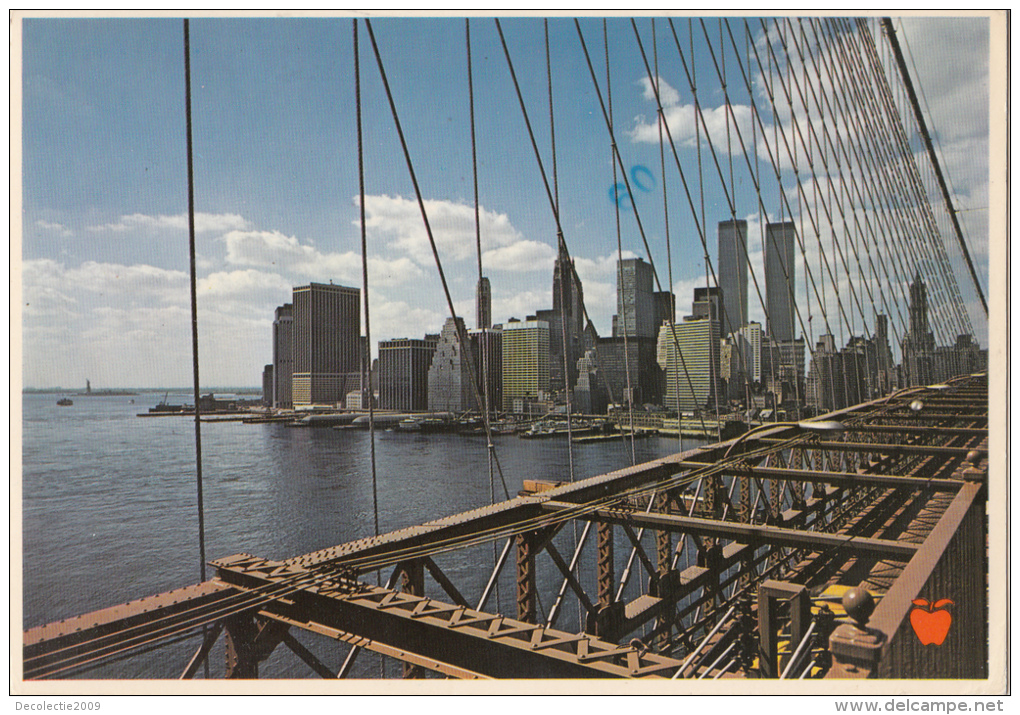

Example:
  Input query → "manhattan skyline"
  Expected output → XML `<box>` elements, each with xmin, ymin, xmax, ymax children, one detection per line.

<box><xmin>15</xmin><ymin>13</ymin><xmax>995</xmax><ymax>388</ymax></box>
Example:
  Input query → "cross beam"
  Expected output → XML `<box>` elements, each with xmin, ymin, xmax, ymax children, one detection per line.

<box><xmin>541</xmin><ymin>502</ymin><xmax>920</xmax><ymax>560</ymax></box>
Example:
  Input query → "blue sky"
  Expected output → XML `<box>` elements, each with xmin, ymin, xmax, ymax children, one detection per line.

<box><xmin>17</xmin><ymin>13</ymin><xmax>995</xmax><ymax>388</ymax></box>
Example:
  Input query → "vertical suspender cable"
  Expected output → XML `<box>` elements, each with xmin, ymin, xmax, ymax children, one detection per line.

<box><xmin>465</xmin><ymin>17</ymin><xmax>500</xmax><ymax>614</ymax></box>
<box><xmin>604</xmin><ymin>20</ymin><xmax>637</xmax><ymax>466</ymax></box>
<box><xmin>653</xmin><ymin>19</ymin><xmax>682</xmax><ymax>455</ymax></box>
<box><xmin>353</xmin><ymin>18</ymin><xmax>383</xmax><ymax>678</ymax></box>
<box><xmin>182</xmin><ymin>19</ymin><xmax>207</xmax><ymax>585</ymax></box>
<box><xmin>353</xmin><ymin>20</ymin><xmax>380</xmax><ymax>547</ymax></box>
<box><xmin>547</xmin><ymin>19</ymin><xmax>576</xmax><ymax>485</ymax></box>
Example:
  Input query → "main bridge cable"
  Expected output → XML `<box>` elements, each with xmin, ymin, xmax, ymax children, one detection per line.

<box><xmin>821</xmin><ymin>16</ymin><xmax>952</xmax><ymax>349</ymax></box>
<box><xmin>569</xmin><ymin>19</ymin><xmax>709</xmax><ymax>437</ymax></box>
<box><xmin>879</xmin><ymin>17</ymin><xmax>987</xmax><ymax>318</ymax></box>
<box><xmin>362</xmin><ymin>19</ymin><xmax>511</xmax><ymax>502</ymax></box>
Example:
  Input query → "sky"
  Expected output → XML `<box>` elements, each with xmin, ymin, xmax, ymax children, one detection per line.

<box><xmin>16</xmin><ymin>13</ymin><xmax>997</xmax><ymax>389</ymax></box>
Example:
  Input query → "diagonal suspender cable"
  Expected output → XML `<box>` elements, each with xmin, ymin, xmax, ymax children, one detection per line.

<box><xmin>364</xmin><ymin>19</ymin><xmax>511</xmax><ymax>503</ymax></box>
<box><xmin>181</xmin><ymin>19</ymin><xmax>207</xmax><ymax>585</ymax></box>
<box><xmin>573</xmin><ymin>20</ymin><xmax>709</xmax><ymax>438</ymax></box>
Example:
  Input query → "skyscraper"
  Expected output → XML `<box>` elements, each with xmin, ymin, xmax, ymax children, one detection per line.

<box><xmin>717</xmin><ymin>219</ymin><xmax>748</xmax><ymax>336</ymax></box>
<box><xmin>613</xmin><ymin>257</ymin><xmax>655</xmax><ymax>339</ymax></box>
<box><xmin>657</xmin><ymin>317</ymin><xmax>720</xmax><ymax>411</ymax></box>
<box><xmin>379</xmin><ymin>336</ymin><xmax>439</xmax><ymax>411</ymax></box>
<box><xmin>550</xmin><ymin>248</ymin><xmax>585</xmax><ymax>392</ymax></box>
<box><xmin>476</xmin><ymin>276</ymin><xmax>491</xmax><ymax>330</ymax></box>
<box><xmin>502</xmin><ymin>318</ymin><xmax>550</xmax><ymax>412</ymax></box>
<box><xmin>901</xmin><ymin>272</ymin><xmax>936</xmax><ymax>387</ymax></box>
<box><xmin>765</xmin><ymin>221</ymin><xmax>797</xmax><ymax>343</ymax></box>
<box><xmin>272</xmin><ymin>303</ymin><xmax>293</xmax><ymax>409</ymax></box>
<box><xmin>291</xmin><ymin>283</ymin><xmax>361</xmax><ymax>407</ymax></box>
<box><xmin>427</xmin><ymin>317</ymin><xmax>475</xmax><ymax>412</ymax></box>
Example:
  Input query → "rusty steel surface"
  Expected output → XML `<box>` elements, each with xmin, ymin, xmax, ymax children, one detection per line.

<box><xmin>21</xmin><ymin>375</ymin><xmax>990</xmax><ymax>680</ymax></box>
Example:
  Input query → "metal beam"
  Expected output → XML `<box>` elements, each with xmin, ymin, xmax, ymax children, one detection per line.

<box><xmin>673</xmin><ymin>463</ymin><xmax>971</xmax><ymax>491</ymax></box>
<box><xmin>211</xmin><ymin>555</ymin><xmax>685</xmax><ymax>678</ymax></box>
<box><xmin>542</xmin><ymin>502</ymin><xmax>919</xmax><ymax>559</ymax></box>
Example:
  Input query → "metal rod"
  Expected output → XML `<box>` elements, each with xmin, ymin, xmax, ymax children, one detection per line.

<box><xmin>477</xmin><ymin>537</ymin><xmax>513</xmax><ymax>612</ymax></box>
<box><xmin>697</xmin><ymin>639</ymin><xmax>737</xmax><ymax>679</ymax></box>
<box><xmin>713</xmin><ymin>657</ymin><xmax>737</xmax><ymax>679</ymax></box>
<box><xmin>780</xmin><ymin>619</ymin><xmax>816</xmax><ymax>679</ymax></box>
<box><xmin>671</xmin><ymin>604</ymin><xmax>736</xmax><ymax>679</ymax></box>
<box><xmin>546</xmin><ymin>521</ymin><xmax>593</xmax><ymax>627</ymax></box>
<box><xmin>798</xmin><ymin>658</ymin><xmax>817</xmax><ymax>679</ymax></box>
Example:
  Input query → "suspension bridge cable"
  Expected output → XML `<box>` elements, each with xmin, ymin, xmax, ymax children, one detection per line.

<box><xmin>181</xmin><ymin>18</ymin><xmax>207</xmax><ymax>585</ymax></box>
<box><xmin>852</xmin><ymin>19</ymin><xmax>972</xmax><ymax>342</ymax></box>
<box><xmin>651</xmin><ymin>18</ymin><xmax>682</xmax><ymax>454</ymax></box>
<box><xmin>880</xmin><ymin>17</ymin><xmax>987</xmax><ymax>317</ymax></box>
<box><xmin>464</xmin><ymin>15</ymin><xmax>501</xmax><ymax>619</ymax></box>
<box><xmin>800</xmin><ymin>18</ymin><xmax>911</xmax><ymax>349</ymax></box>
<box><xmin>363</xmin><ymin>18</ymin><xmax>511</xmax><ymax>502</ymax></box>
<box><xmin>574</xmin><ymin>20</ymin><xmax>710</xmax><ymax>438</ymax></box>
<box><xmin>604</xmin><ymin>19</ymin><xmax>638</xmax><ymax>465</ymax></box>
<box><xmin>842</xmin><ymin>20</ymin><xmax>970</xmax><ymax>345</ymax></box>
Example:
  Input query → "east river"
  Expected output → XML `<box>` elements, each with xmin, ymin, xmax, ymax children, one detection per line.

<box><xmin>21</xmin><ymin>392</ymin><xmax>703</xmax><ymax>678</ymax></box>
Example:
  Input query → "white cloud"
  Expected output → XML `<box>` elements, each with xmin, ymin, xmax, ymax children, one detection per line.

<box><xmin>481</xmin><ymin>241</ymin><xmax>556</xmax><ymax>271</ymax></box>
<box><xmin>88</xmin><ymin>212</ymin><xmax>249</xmax><ymax>234</ymax></box>
<box><xmin>35</xmin><ymin>220</ymin><xmax>72</xmax><ymax>237</ymax></box>
<box><xmin>223</xmin><ymin>229</ymin><xmax>421</xmax><ymax>287</ymax></box>
<box><xmin>638</xmin><ymin>75</ymin><xmax>680</xmax><ymax>107</ymax></box>
<box><xmin>360</xmin><ymin>194</ymin><xmax>527</xmax><ymax>266</ymax></box>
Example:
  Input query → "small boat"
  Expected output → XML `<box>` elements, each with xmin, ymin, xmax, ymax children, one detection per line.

<box><xmin>398</xmin><ymin>418</ymin><xmax>422</xmax><ymax>432</ymax></box>
<box><xmin>57</xmin><ymin>397</ymin><xmax>73</xmax><ymax>406</ymax></box>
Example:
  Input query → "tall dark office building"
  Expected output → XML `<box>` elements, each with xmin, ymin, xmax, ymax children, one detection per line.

<box><xmin>765</xmin><ymin>221</ymin><xmax>797</xmax><ymax>343</ymax></box>
<box><xmin>272</xmin><ymin>303</ymin><xmax>293</xmax><ymax>409</ymax></box>
<box><xmin>291</xmin><ymin>283</ymin><xmax>361</xmax><ymax>407</ymax></box>
<box><xmin>718</xmin><ymin>219</ymin><xmax>748</xmax><ymax>336</ymax></box>
<box><xmin>613</xmin><ymin>257</ymin><xmax>655</xmax><ymax>339</ymax></box>
<box><xmin>476</xmin><ymin>276</ymin><xmax>491</xmax><ymax>330</ymax></box>
<box><xmin>378</xmin><ymin>336</ymin><xmax>439</xmax><ymax>411</ymax></box>
<box><xmin>549</xmin><ymin>248</ymin><xmax>585</xmax><ymax>393</ymax></box>
<box><xmin>470</xmin><ymin>327</ymin><xmax>503</xmax><ymax>414</ymax></box>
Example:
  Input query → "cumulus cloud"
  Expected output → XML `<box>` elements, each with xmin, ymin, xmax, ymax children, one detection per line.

<box><xmin>223</xmin><ymin>229</ymin><xmax>421</xmax><ymax>287</ymax></box>
<box><xmin>638</xmin><ymin>75</ymin><xmax>681</xmax><ymax>107</ymax></box>
<box><xmin>360</xmin><ymin>194</ymin><xmax>528</xmax><ymax>266</ymax></box>
<box><xmin>481</xmin><ymin>241</ymin><xmax>556</xmax><ymax>271</ymax></box>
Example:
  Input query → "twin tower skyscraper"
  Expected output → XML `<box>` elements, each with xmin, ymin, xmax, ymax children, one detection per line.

<box><xmin>718</xmin><ymin>218</ymin><xmax>798</xmax><ymax>343</ymax></box>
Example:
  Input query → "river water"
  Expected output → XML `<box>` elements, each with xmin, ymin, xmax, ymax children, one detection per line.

<box><xmin>21</xmin><ymin>392</ymin><xmax>700</xmax><ymax>678</ymax></box>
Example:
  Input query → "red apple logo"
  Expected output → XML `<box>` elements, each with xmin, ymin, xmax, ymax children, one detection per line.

<box><xmin>910</xmin><ymin>598</ymin><xmax>954</xmax><ymax>645</ymax></box>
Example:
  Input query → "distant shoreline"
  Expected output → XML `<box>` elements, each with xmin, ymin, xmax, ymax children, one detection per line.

<box><xmin>22</xmin><ymin>387</ymin><xmax>262</xmax><ymax>395</ymax></box>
